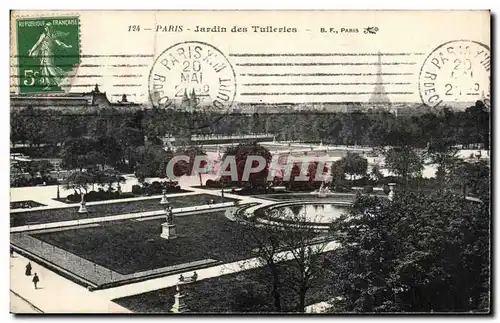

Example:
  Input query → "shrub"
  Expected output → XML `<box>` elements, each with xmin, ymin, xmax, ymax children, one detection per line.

<box><xmin>66</xmin><ymin>193</ymin><xmax>80</xmax><ymax>202</ymax></box>
<box><xmin>30</xmin><ymin>177</ymin><xmax>44</xmax><ymax>185</ymax></box>
<box><xmin>230</xmin><ymin>288</ymin><xmax>268</xmax><ymax>312</ymax></box>
<box><xmin>164</xmin><ymin>180</ymin><xmax>179</xmax><ymax>187</ymax></box>
<box><xmin>11</xmin><ymin>177</ymin><xmax>29</xmax><ymax>187</ymax></box>
<box><xmin>351</xmin><ymin>176</ymin><xmax>374</xmax><ymax>187</ymax></box>
<box><xmin>148</xmin><ymin>181</ymin><xmax>163</xmax><ymax>194</ymax></box>
<box><xmin>333</xmin><ymin>185</ymin><xmax>351</xmax><ymax>193</ymax></box>
<box><xmin>381</xmin><ymin>176</ymin><xmax>400</xmax><ymax>185</ymax></box>
<box><xmin>110</xmin><ymin>191</ymin><xmax>120</xmax><ymax>199</ymax></box>
<box><xmin>206</xmin><ymin>179</ymin><xmax>221</xmax><ymax>188</ymax></box>
<box><xmin>132</xmin><ymin>184</ymin><xmax>143</xmax><ymax>195</ymax></box>
<box><xmin>44</xmin><ymin>176</ymin><xmax>59</xmax><ymax>185</ymax></box>
<box><xmin>85</xmin><ymin>191</ymin><xmax>99</xmax><ymax>201</ymax></box>
<box><xmin>120</xmin><ymin>192</ymin><xmax>135</xmax><ymax>199</ymax></box>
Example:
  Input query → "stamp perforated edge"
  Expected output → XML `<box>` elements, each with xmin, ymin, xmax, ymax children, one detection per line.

<box><xmin>10</xmin><ymin>11</ymin><xmax>82</xmax><ymax>96</ymax></box>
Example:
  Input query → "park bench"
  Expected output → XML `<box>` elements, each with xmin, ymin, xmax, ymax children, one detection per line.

<box><xmin>178</xmin><ymin>271</ymin><xmax>198</xmax><ymax>284</ymax></box>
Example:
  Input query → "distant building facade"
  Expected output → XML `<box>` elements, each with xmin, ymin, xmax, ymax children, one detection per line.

<box><xmin>10</xmin><ymin>85</ymin><xmax>142</xmax><ymax>111</ymax></box>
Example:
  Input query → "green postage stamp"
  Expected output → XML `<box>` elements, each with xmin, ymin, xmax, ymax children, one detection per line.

<box><xmin>16</xmin><ymin>16</ymin><xmax>80</xmax><ymax>94</ymax></box>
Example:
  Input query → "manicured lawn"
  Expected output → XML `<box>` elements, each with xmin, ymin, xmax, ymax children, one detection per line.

<box><xmin>113</xmin><ymin>258</ymin><xmax>335</xmax><ymax>313</ymax></box>
<box><xmin>10</xmin><ymin>200</ymin><xmax>46</xmax><ymax>209</ymax></box>
<box><xmin>10</xmin><ymin>194</ymin><xmax>236</xmax><ymax>227</ymax></box>
<box><xmin>32</xmin><ymin>211</ymin><xmax>253</xmax><ymax>275</ymax></box>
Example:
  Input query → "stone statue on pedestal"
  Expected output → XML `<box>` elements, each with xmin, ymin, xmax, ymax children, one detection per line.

<box><xmin>161</xmin><ymin>204</ymin><xmax>177</xmax><ymax>240</ymax></box>
<box><xmin>160</xmin><ymin>189</ymin><xmax>169</xmax><ymax>205</ymax></box>
<box><xmin>317</xmin><ymin>181</ymin><xmax>330</xmax><ymax>197</ymax></box>
<box><xmin>170</xmin><ymin>273</ymin><xmax>198</xmax><ymax>313</ymax></box>
<box><xmin>170</xmin><ymin>283</ymin><xmax>188</xmax><ymax>313</ymax></box>
<box><xmin>78</xmin><ymin>192</ymin><xmax>88</xmax><ymax>213</ymax></box>
<box><xmin>388</xmin><ymin>183</ymin><xmax>396</xmax><ymax>201</ymax></box>
<box><xmin>166</xmin><ymin>205</ymin><xmax>174</xmax><ymax>224</ymax></box>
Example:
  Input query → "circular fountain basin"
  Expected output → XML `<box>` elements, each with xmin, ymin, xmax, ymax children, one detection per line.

<box><xmin>252</xmin><ymin>201</ymin><xmax>350</xmax><ymax>228</ymax></box>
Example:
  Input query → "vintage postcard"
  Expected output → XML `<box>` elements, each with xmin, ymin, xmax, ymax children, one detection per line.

<box><xmin>9</xmin><ymin>10</ymin><xmax>491</xmax><ymax>314</ymax></box>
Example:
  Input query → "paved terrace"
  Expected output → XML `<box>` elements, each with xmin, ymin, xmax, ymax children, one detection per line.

<box><xmin>11</xmin><ymin>236</ymin><xmax>340</xmax><ymax>313</ymax></box>
<box><xmin>10</xmin><ymin>184</ymin><xmax>342</xmax><ymax>313</ymax></box>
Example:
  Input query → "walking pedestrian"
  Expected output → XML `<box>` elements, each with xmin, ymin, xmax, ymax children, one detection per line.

<box><xmin>10</xmin><ymin>246</ymin><xmax>14</xmax><ymax>257</ymax></box>
<box><xmin>32</xmin><ymin>273</ymin><xmax>39</xmax><ymax>289</ymax></box>
<box><xmin>25</xmin><ymin>262</ymin><xmax>32</xmax><ymax>276</ymax></box>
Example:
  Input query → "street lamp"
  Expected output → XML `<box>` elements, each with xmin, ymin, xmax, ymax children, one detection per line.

<box><xmin>220</xmin><ymin>177</ymin><xmax>225</xmax><ymax>200</ymax></box>
<box><xmin>56</xmin><ymin>166</ymin><xmax>60</xmax><ymax>200</ymax></box>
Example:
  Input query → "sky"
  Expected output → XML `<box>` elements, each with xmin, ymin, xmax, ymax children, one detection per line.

<box><xmin>10</xmin><ymin>10</ymin><xmax>490</xmax><ymax>105</ymax></box>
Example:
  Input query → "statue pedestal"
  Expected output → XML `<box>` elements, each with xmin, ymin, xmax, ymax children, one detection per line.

<box><xmin>170</xmin><ymin>291</ymin><xmax>189</xmax><ymax>313</ymax></box>
<box><xmin>160</xmin><ymin>195</ymin><xmax>169</xmax><ymax>205</ymax></box>
<box><xmin>161</xmin><ymin>223</ymin><xmax>177</xmax><ymax>240</ymax></box>
<box><xmin>388</xmin><ymin>183</ymin><xmax>396</xmax><ymax>201</ymax></box>
<box><xmin>78</xmin><ymin>203</ymin><xmax>88</xmax><ymax>214</ymax></box>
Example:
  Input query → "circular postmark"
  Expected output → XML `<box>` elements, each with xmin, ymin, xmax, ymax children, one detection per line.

<box><xmin>148</xmin><ymin>41</ymin><xmax>237</xmax><ymax>129</ymax></box>
<box><xmin>418</xmin><ymin>40</ymin><xmax>490</xmax><ymax>108</ymax></box>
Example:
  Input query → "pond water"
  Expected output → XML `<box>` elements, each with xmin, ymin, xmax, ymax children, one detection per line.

<box><xmin>268</xmin><ymin>203</ymin><xmax>347</xmax><ymax>224</ymax></box>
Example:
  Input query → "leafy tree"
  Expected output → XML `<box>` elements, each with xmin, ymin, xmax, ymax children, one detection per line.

<box><xmin>86</xmin><ymin>150</ymin><xmax>105</xmax><ymax>170</ymax></box>
<box><xmin>10</xmin><ymin>162</ymin><xmax>26</xmax><ymax>186</ymax></box>
<box><xmin>424</xmin><ymin>139</ymin><xmax>460</xmax><ymax>187</ymax></box>
<box><xmin>384</xmin><ymin>147</ymin><xmax>423</xmax><ymax>187</ymax></box>
<box><xmin>10</xmin><ymin>110</ymin><xmax>29</xmax><ymax>146</ymax></box>
<box><xmin>370</xmin><ymin>164</ymin><xmax>384</xmax><ymax>183</ymax></box>
<box><xmin>306</xmin><ymin>160</ymin><xmax>329</xmax><ymax>188</ymax></box>
<box><xmin>230</xmin><ymin>286</ymin><xmax>269</xmax><ymax>312</ymax></box>
<box><xmin>279</xmin><ymin>210</ymin><xmax>330</xmax><ymax>312</ymax></box>
<box><xmin>232</xmin><ymin>218</ymin><xmax>285</xmax><ymax>312</ymax></box>
<box><xmin>287</xmin><ymin>162</ymin><xmax>302</xmax><ymax>191</ymax></box>
<box><xmin>330</xmin><ymin>159</ymin><xmax>348</xmax><ymax>191</ymax></box>
<box><xmin>97</xmin><ymin>168</ymin><xmax>126</xmax><ymax>192</ymax></box>
<box><xmin>115</xmin><ymin>126</ymin><xmax>144</xmax><ymax>168</ymax></box>
<box><xmin>30</xmin><ymin>160</ymin><xmax>54</xmax><ymax>179</ymax></box>
<box><xmin>463</xmin><ymin>101</ymin><xmax>490</xmax><ymax>149</ymax></box>
<box><xmin>329</xmin><ymin>191</ymin><xmax>490</xmax><ymax>313</ymax></box>
<box><xmin>286</xmin><ymin>159</ymin><xmax>329</xmax><ymax>191</ymax></box>
<box><xmin>232</xmin><ymin>207</ymin><xmax>331</xmax><ymax>312</ymax></box>
<box><xmin>342</xmin><ymin>153</ymin><xmax>368</xmax><ymax>180</ymax></box>
<box><xmin>134</xmin><ymin>144</ymin><xmax>169</xmax><ymax>183</ymax></box>
<box><xmin>64</xmin><ymin>170</ymin><xmax>95</xmax><ymax>195</ymax></box>
<box><xmin>60</xmin><ymin>137</ymin><xmax>95</xmax><ymax>171</ymax></box>
<box><xmin>222</xmin><ymin>142</ymin><xmax>272</xmax><ymax>188</ymax></box>
<box><xmin>447</xmin><ymin>160</ymin><xmax>490</xmax><ymax>198</ymax></box>
<box><xmin>96</xmin><ymin>135</ymin><xmax>122</xmax><ymax>168</ymax></box>
<box><xmin>174</xmin><ymin>146</ymin><xmax>208</xmax><ymax>186</ymax></box>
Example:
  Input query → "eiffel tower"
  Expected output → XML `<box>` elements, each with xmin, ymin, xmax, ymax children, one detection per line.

<box><xmin>369</xmin><ymin>51</ymin><xmax>391</xmax><ymax>106</ymax></box>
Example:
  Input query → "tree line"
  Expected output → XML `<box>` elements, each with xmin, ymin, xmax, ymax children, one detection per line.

<box><xmin>11</xmin><ymin>101</ymin><xmax>489</xmax><ymax>154</ymax></box>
